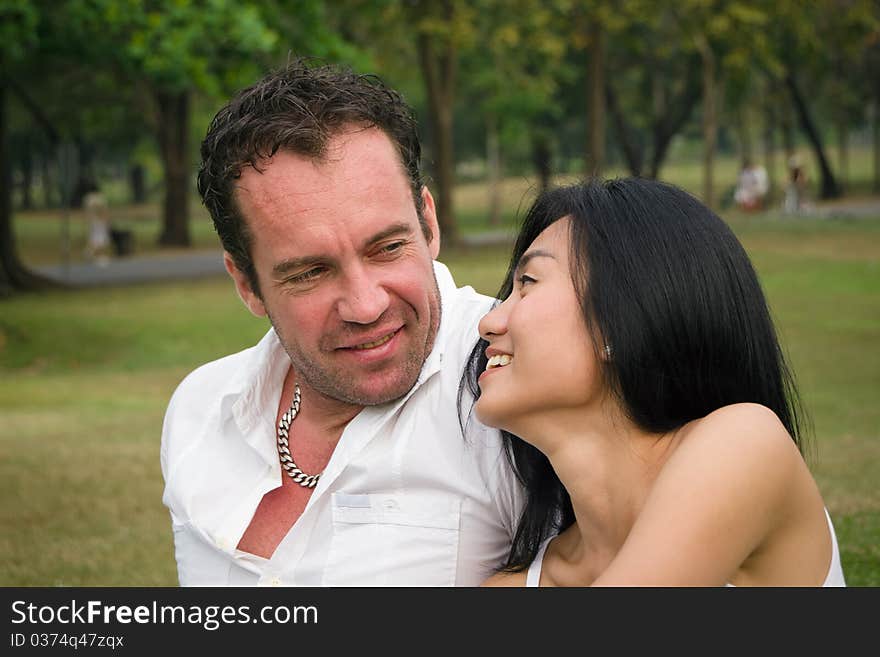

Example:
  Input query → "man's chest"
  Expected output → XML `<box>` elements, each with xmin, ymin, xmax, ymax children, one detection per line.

<box><xmin>235</xmin><ymin>477</ymin><xmax>314</xmax><ymax>558</ymax></box>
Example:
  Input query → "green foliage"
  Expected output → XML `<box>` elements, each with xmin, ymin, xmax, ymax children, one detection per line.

<box><xmin>79</xmin><ymin>0</ymin><xmax>278</xmax><ymax>95</ymax></box>
<box><xmin>0</xmin><ymin>0</ymin><xmax>39</xmax><ymax>63</ymax></box>
<box><xmin>461</xmin><ymin>0</ymin><xmax>573</xmax><ymax>130</ymax></box>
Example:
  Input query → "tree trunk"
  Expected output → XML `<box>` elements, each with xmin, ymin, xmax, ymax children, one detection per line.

<box><xmin>781</xmin><ymin>96</ymin><xmax>795</xmax><ymax>162</ymax></box>
<box><xmin>648</xmin><ymin>65</ymin><xmax>702</xmax><ymax>179</ymax></box>
<box><xmin>605</xmin><ymin>81</ymin><xmax>643</xmax><ymax>176</ymax></box>
<box><xmin>130</xmin><ymin>164</ymin><xmax>146</xmax><ymax>204</ymax></box>
<box><xmin>0</xmin><ymin>82</ymin><xmax>56</xmax><ymax>294</ymax></box>
<box><xmin>875</xmin><ymin>98</ymin><xmax>880</xmax><ymax>193</ymax></box>
<box><xmin>836</xmin><ymin>121</ymin><xmax>848</xmax><ymax>192</ymax></box>
<box><xmin>71</xmin><ymin>137</ymin><xmax>96</xmax><ymax>208</ymax></box>
<box><xmin>586</xmin><ymin>20</ymin><xmax>605</xmax><ymax>177</ymax></box>
<box><xmin>699</xmin><ymin>39</ymin><xmax>717</xmax><ymax>209</ymax></box>
<box><xmin>20</xmin><ymin>140</ymin><xmax>33</xmax><ymax>210</ymax></box>
<box><xmin>415</xmin><ymin>1</ymin><xmax>458</xmax><ymax>246</ymax></box>
<box><xmin>486</xmin><ymin>114</ymin><xmax>501</xmax><ymax>226</ymax></box>
<box><xmin>532</xmin><ymin>133</ymin><xmax>552</xmax><ymax>193</ymax></box>
<box><xmin>40</xmin><ymin>152</ymin><xmax>55</xmax><ymax>207</ymax></box>
<box><xmin>784</xmin><ymin>70</ymin><xmax>840</xmax><ymax>199</ymax></box>
<box><xmin>762</xmin><ymin>87</ymin><xmax>776</xmax><ymax>199</ymax></box>
<box><xmin>156</xmin><ymin>89</ymin><xmax>191</xmax><ymax>247</ymax></box>
<box><xmin>737</xmin><ymin>105</ymin><xmax>753</xmax><ymax>165</ymax></box>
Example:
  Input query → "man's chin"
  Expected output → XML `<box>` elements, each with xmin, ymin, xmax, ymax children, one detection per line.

<box><xmin>345</xmin><ymin>375</ymin><xmax>419</xmax><ymax>406</ymax></box>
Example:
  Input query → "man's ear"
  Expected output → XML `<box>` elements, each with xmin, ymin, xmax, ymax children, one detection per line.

<box><xmin>421</xmin><ymin>186</ymin><xmax>441</xmax><ymax>260</ymax></box>
<box><xmin>224</xmin><ymin>252</ymin><xmax>267</xmax><ymax>317</ymax></box>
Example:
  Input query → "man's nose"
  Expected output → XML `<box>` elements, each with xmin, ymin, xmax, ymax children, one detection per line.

<box><xmin>336</xmin><ymin>265</ymin><xmax>391</xmax><ymax>325</ymax></box>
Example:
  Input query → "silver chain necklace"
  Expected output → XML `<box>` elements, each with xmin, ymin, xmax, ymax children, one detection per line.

<box><xmin>276</xmin><ymin>383</ymin><xmax>322</xmax><ymax>488</ymax></box>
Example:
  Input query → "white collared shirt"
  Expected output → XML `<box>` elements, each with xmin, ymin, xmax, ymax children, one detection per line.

<box><xmin>160</xmin><ymin>261</ymin><xmax>523</xmax><ymax>586</ymax></box>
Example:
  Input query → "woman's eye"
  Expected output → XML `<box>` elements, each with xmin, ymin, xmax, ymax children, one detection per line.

<box><xmin>517</xmin><ymin>274</ymin><xmax>536</xmax><ymax>287</ymax></box>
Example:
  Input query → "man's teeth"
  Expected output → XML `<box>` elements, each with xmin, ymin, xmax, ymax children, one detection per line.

<box><xmin>352</xmin><ymin>333</ymin><xmax>394</xmax><ymax>350</ymax></box>
<box><xmin>486</xmin><ymin>354</ymin><xmax>512</xmax><ymax>369</ymax></box>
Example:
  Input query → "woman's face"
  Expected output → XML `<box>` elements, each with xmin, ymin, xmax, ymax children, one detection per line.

<box><xmin>475</xmin><ymin>218</ymin><xmax>601</xmax><ymax>434</ymax></box>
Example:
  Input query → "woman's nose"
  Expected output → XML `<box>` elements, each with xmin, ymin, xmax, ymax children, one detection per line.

<box><xmin>478</xmin><ymin>297</ymin><xmax>511</xmax><ymax>340</ymax></box>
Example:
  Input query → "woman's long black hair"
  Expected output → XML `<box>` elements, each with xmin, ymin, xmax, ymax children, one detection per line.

<box><xmin>459</xmin><ymin>178</ymin><xmax>809</xmax><ymax>572</ymax></box>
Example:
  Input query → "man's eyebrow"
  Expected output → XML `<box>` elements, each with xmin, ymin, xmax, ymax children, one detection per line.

<box><xmin>366</xmin><ymin>222</ymin><xmax>415</xmax><ymax>246</ymax></box>
<box><xmin>272</xmin><ymin>255</ymin><xmax>325</xmax><ymax>278</ymax></box>
<box><xmin>515</xmin><ymin>249</ymin><xmax>556</xmax><ymax>273</ymax></box>
<box><xmin>271</xmin><ymin>222</ymin><xmax>416</xmax><ymax>278</ymax></box>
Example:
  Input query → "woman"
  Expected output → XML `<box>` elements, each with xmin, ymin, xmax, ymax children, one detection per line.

<box><xmin>463</xmin><ymin>178</ymin><xmax>844</xmax><ymax>586</ymax></box>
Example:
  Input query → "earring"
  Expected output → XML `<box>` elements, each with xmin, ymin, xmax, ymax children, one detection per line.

<box><xmin>603</xmin><ymin>344</ymin><xmax>613</xmax><ymax>359</ymax></box>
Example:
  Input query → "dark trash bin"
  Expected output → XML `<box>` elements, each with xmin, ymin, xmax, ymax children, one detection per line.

<box><xmin>109</xmin><ymin>227</ymin><xmax>134</xmax><ymax>257</ymax></box>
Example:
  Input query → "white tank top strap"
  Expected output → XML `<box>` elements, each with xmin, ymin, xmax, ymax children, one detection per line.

<box><xmin>822</xmin><ymin>507</ymin><xmax>846</xmax><ymax>587</ymax></box>
<box><xmin>526</xmin><ymin>537</ymin><xmax>555</xmax><ymax>587</ymax></box>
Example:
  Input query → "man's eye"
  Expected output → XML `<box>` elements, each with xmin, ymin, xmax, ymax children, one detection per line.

<box><xmin>289</xmin><ymin>267</ymin><xmax>325</xmax><ymax>284</ymax></box>
<box><xmin>375</xmin><ymin>241</ymin><xmax>406</xmax><ymax>258</ymax></box>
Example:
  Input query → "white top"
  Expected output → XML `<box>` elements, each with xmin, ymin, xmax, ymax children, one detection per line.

<box><xmin>525</xmin><ymin>508</ymin><xmax>846</xmax><ymax>587</ymax></box>
<box><xmin>161</xmin><ymin>261</ymin><xmax>523</xmax><ymax>586</ymax></box>
<box><xmin>83</xmin><ymin>191</ymin><xmax>110</xmax><ymax>248</ymax></box>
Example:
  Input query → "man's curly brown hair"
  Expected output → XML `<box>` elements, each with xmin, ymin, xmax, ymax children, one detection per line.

<box><xmin>197</xmin><ymin>59</ymin><xmax>427</xmax><ymax>297</ymax></box>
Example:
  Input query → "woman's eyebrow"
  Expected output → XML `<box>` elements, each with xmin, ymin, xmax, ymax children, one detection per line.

<box><xmin>515</xmin><ymin>249</ymin><xmax>556</xmax><ymax>273</ymax></box>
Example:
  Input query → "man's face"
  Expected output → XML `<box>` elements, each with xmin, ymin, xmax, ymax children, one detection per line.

<box><xmin>227</xmin><ymin>127</ymin><xmax>442</xmax><ymax>407</ymax></box>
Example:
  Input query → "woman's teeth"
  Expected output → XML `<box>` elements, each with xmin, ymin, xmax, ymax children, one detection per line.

<box><xmin>486</xmin><ymin>354</ymin><xmax>512</xmax><ymax>370</ymax></box>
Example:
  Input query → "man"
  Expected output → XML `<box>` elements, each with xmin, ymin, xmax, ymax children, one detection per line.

<box><xmin>160</xmin><ymin>61</ymin><xmax>522</xmax><ymax>586</ymax></box>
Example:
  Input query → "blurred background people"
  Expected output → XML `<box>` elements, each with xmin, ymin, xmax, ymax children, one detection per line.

<box><xmin>784</xmin><ymin>154</ymin><xmax>809</xmax><ymax>214</ymax></box>
<box><xmin>82</xmin><ymin>181</ymin><xmax>111</xmax><ymax>266</ymax></box>
<box><xmin>734</xmin><ymin>159</ymin><xmax>769</xmax><ymax>211</ymax></box>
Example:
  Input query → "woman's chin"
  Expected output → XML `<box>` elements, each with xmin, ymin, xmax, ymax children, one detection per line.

<box><xmin>474</xmin><ymin>400</ymin><xmax>511</xmax><ymax>432</ymax></box>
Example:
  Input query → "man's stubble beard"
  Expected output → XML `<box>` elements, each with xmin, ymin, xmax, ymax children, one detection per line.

<box><xmin>269</xmin><ymin>276</ymin><xmax>442</xmax><ymax>407</ymax></box>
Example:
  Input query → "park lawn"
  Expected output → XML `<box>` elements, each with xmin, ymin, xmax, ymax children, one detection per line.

<box><xmin>1</xmin><ymin>213</ymin><xmax>878</xmax><ymax>586</ymax></box>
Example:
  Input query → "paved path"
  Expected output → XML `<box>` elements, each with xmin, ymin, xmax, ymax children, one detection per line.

<box><xmin>35</xmin><ymin>249</ymin><xmax>228</xmax><ymax>287</ymax></box>
<box><xmin>32</xmin><ymin>200</ymin><xmax>879</xmax><ymax>289</ymax></box>
<box><xmin>33</xmin><ymin>231</ymin><xmax>519</xmax><ymax>288</ymax></box>
<box><xmin>809</xmin><ymin>198</ymin><xmax>880</xmax><ymax>219</ymax></box>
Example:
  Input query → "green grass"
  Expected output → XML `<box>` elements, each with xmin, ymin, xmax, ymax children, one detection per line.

<box><xmin>0</xmin><ymin>278</ymin><xmax>269</xmax><ymax>586</ymax></box>
<box><xmin>2</xmin><ymin>179</ymin><xmax>879</xmax><ymax>586</ymax></box>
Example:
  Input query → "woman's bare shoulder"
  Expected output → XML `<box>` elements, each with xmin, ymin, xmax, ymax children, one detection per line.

<box><xmin>656</xmin><ymin>402</ymin><xmax>805</xmax><ymax>524</ymax></box>
<box><xmin>677</xmin><ymin>403</ymin><xmax>799</xmax><ymax>465</ymax></box>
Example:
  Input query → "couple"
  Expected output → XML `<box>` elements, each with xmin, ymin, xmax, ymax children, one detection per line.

<box><xmin>161</xmin><ymin>61</ymin><xmax>844</xmax><ymax>587</ymax></box>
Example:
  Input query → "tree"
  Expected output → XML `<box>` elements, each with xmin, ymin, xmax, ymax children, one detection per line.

<box><xmin>762</xmin><ymin>0</ymin><xmax>851</xmax><ymax>200</ymax></box>
<box><xmin>459</xmin><ymin>0</ymin><xmax>570</xmax><ymax>216</ymax></box>
<box><xmin>90</xmin><ymin>1</ymin><xmax>281</xmax><ymax>246</ymax></box>
<box><xmin>569</xmin><ymin>1</ymin><xmax>624</xmax><ymax>178</ymax></box>
<box><xmin>675</xmin><ymin>1</ymin><xmax>773</xmax><ymax>209</ymax></box>
<box><xmin>603</xmin><ymin>4</ymin><xmax>703</xmax><ymax>180</ymax></box>
<box><xmin>0</xmin><ymin>0</ymin><xmax>58</xmax><ymax>294</ymax></box>
<box><xmin>398</xmin><ymin>0</ymin><xmax>479</xmax><ymax>245</ymax></box>
<box><xmin>869</xmin><ymin>32</ymin><xmax>880</xmax><ymax>192</ymax></box>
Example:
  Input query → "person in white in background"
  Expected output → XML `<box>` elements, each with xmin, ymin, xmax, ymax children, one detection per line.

<box><xmin>734</xmin><ymin>159</ymin><xmax>769</xmax><ymax>211</ymax></box>
<box><xmin>160</xmin><ymin>61</ymin><xmax>522</xmax><ymax>586</ymax></box>
<box><xmin>83</xmin><ymin>182</ymin><xmax>111</xmax><ymax>266</ymax></box>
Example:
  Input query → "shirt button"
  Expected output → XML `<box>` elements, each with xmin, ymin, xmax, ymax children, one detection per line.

<box><xmin>270</xmin><ymin>577</ymin><xmax>281</xmax><ymax>587</ymax></box>
<box><xmin>383</xmin><ymin>500</ymin><xmax>399</xmax><ymax>511</ymax></box>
